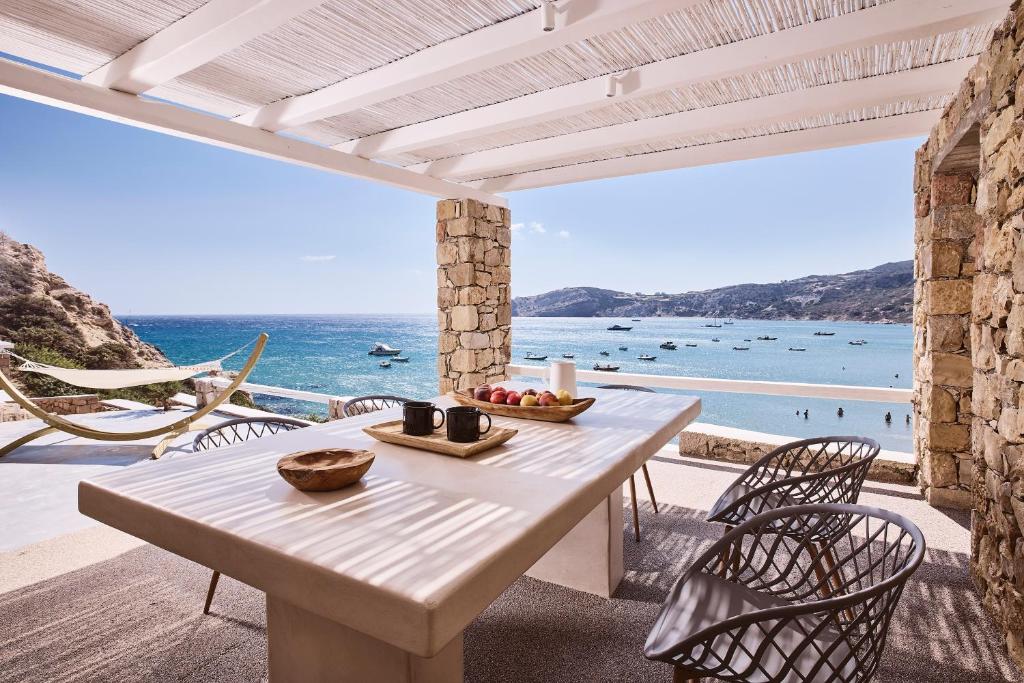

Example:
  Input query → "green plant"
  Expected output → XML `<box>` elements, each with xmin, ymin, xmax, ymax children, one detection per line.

<box><xmin>12</xmin><ymin>344</ymin><xmax>83</xmax><ymax>397</ymax></box>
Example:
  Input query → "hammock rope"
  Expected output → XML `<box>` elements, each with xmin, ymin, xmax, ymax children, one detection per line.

<box><xmin>2</xmin><ymin>336</ymin><xmax>263</xmax><ymax>391</ymax></box>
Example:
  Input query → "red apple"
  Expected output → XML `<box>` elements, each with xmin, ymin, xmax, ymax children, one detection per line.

<box><xmin>490</xmin><ymin>390</ymin><xmax>508</xmax><ymax>404</ymax></box>
<box><xmin>505</xmin><ymin>391</ymin><xmax>522</xmax><ymax>406</ymax></box>
<box><xmin>473</xmin><ymin>386</ymin><xmax>492</xmax><ymax>401</ymax></box>
<box><xmin>522</xmin><ymin>388</ymin><xmax>537</xmax><ymax>396</ymax></box>
<box><xmin>539</xmin><ymin>393</ymin><xmax>559</xmax><ymax>407</ymax></box>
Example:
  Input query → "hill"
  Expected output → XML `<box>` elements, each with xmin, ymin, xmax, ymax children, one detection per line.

<box><xmin>511</xmin><ymin>261</ymin><xmax>913</xmax><ymax>322</ymax></box>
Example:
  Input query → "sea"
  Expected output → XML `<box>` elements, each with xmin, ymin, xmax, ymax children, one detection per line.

<box><xmin>122</xmin><ymin>315</ymin><xmax>914</xmax><ymax>452</ymax></box>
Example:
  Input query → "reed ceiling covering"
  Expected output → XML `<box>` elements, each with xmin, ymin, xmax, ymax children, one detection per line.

<box><xmin>0</xmin><ymin>0</ymin><xmax>1010</xmax><ymax>200</ymax></box>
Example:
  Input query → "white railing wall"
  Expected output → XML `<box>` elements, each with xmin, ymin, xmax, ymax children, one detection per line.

<box><xmin>508</xmin><ymin>364</ymin><xmax>912</xmax><ymax>403</ymax></box>
<box><xmin>207</xmin><ymin>377</ymin><xmax>352</xmax><ymax>405</ymax></box>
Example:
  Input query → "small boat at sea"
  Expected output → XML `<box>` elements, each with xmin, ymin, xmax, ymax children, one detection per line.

<box><xmin>848</xmin><ymin>341</ymin><xmax>864</xmax><ymax>346</ymax></box>
<box><xmin>813</xmin><ymin>331</ymin><xmax>835</xmax><ymax>336</ymax></box>
<box><xmin>711</xmin><ymin>338</ymin><xmax>721</xmax><ymax>342</ymax></box>
<box><xmin>391</xmin><ymin>356</ymin><xmax>410</xmax><ymax>362</ymax></box>
<box><xmin>607</xmin><ymin>324</ymin><xmax>633</xmax><ymax>331</ymax></box>
<box><xmin>369</xmin><ymin>342</ymin><xmax>402</xmax><ymax>356</ymax></box>
<box><xmin>733</xmin><ymin>346</ymin><xmax>750</xmax><ymax>351</ymax></box>
<box><xmin>593</xmin><ymin>363</ymin><xmax>620</xmax><ymax>372</ymax></box>
<box><xmin>743</xmin><ymin>339</ymin><xmax>752</xmax><ymax>342</ymax></box>
<box><xmin>704</xmin><ymin>323</ymin><xmax>722</xmax><ymax>328</ymax></box>
<box><xmin>723</xmin><ymin>320</ymin><xmax>734</xmax><ymax>325</ymax></box>
<box><xmin>684</xmin><ymin>343</ymin><xmax>697</xmax><ymax>347</ymax></box>
<box><xmin>659</xmin><ymin>341</ymin><xmax>677</xmax><ymax>350</ymax></box>
<box><xmin>638</xmin><ymin>354</ymin><xmax>656</xmax><ymax>361</ymax></box>
<box><xmin>618</xmin><ymin>346</ymin><xmax>628</xmax><ymax>351</ymax></box>
<box><xmin>379</xmin><ymin>360</ymin><xmax>392</xmax><ymax>368</ymax></box>
<box><xmin>600</xmin><ymin>350</ymin><xmax>611</xmax><ymax>356</ymax></box>
<box><xmin>756</xmin><ymin>336</ymin><xmax>777</xmax><ymax>341</ymax></box>
<box><xmin>562</xmin><ymin>353</ymin><xmax>575</xmax><ymax>359</ymax></box>
<box><xmin>788</xmin><ymin>347</ymin><xmax>807</xmax><ymax>352</ymax></box>
<box><xmin>631</xmin><ymin>319</ymin><xmax>641</xmax><ymax>322</ymax></box>
<box><xmin>524</xmin><ymin>352</ymin><xmax>548</xmax><ymax>360</ymax></box>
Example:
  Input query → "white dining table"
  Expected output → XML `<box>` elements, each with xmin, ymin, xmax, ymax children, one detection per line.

<box><xmin>79</xmin><ymin>385</ymin><xmax>700</xmax><ymax>682</ymax></box>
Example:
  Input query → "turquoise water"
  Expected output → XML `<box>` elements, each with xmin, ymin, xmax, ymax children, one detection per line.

<box><xmin>123</xmin><ymin>315</ymin><xmax>913</xmax><ymax>452</ymax></box>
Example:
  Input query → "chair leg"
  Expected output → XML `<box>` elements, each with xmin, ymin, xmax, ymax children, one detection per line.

<box><xmin>641</xmin><ymin>463</ymin><xmax>658</xmax><ymax>514</ymax></box>
<box><xmin>673</xmin><ymin>667</ymin><xmax>702</xmax><ymax>682</ymax></box>
<box><xmin>204</xmin><ymin>570</ymin><xmax>220</xmax><ymax>615</ymax></box>
<box><xmin>628</xmin><ymin>474</ymin><xmax>641</xmax><ymax>542</ymax></box>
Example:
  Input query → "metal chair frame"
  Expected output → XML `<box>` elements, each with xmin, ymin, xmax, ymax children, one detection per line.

<box><xmin>708</xmin><ymin>436</ymin><xmax>880</xmax><ymax>533</ymax></box>
<box><xmin>599</xmin><ymin>384</ymin><xmax>659</xmax><ymax>542</ymax></box>
<box><xmin>646</xmin><ymin>503</ymin><xmax>925</xmax><ymax>683</ymax></box>
<box><xmin>341</xmin><ymin>394</ymin><xmax>413</xmax><ymax>418</ymax></box>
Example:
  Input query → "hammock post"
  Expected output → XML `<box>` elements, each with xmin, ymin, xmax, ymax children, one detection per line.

<box><xmin>0</xmin><ymin>333</ymin><xmax>268</xmax><ymax>459</ymax></box>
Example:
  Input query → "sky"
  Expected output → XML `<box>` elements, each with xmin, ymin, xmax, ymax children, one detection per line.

<box><xmin>0</xmin><ymin>92</ymin><xmax>923</xmax><ymax>315</ymax></box>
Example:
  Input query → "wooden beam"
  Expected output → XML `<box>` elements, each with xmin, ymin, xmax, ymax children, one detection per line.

<box><xmin>0</xmin><ymin>59</ymin><xmax>505</xmax><ymax>206</ymax></box>
<box><xmin>340</xmin><ymin>0</ymin><xmax>1006</xmax><ymax>161</ymax></box>
<box><xmin>82</xmin><ymin>0</ymin><xmax>326</xmax><ymax>93</ymax></box>
<box><xmin>233</xmin><ymin>0</ymin><xmax>703</xmax><ymax>131</ymax></box>
<box><xmin>416</xmin><ymin>59</ymin><xmax>972</xmax><ymax>181</ymax></box>
<box><xmin>469</xmin><ymin>110</ymin><xmax>939</xmax><ymax>192</ymax></box>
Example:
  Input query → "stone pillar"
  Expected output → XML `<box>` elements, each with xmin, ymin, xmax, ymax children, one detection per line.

<box><xmin>194</xmin><ymin>378</ymin><xmax>223</xmax><ymax>408</ymax></box>
<box><xmin>436</xmin><ymin>198</ymin><xmax>511</xmax><ymax>394</ymax></box>
<box><xmin>0</xmin><ymin>352</ymin><xmax>10</xmax><ymax>379</ymax></box>
<box><xmin>912</xmin><ymin>167</ymin><xmax>978</xmax><ymax>509</ymax></box>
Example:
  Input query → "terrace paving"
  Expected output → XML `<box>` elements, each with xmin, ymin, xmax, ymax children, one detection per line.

<box><xmin>0</xmin><ymin>446</ymin><xmax>1018</xmax><ymax>682</ymax></box>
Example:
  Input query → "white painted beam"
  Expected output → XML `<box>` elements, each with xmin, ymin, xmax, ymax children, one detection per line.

<box><xmin>340</xmin><ymin>0</ymin><xmax>1005</xmax><ymax>160</ymax></box>
<box><xmin>416</xmin><ymin>59</ymin><xmax>971</xmax><ymax>181</ymax></box>
<box><xmin>470</xmin><ymin>110</ymin><xmax>939</xmax><ymax>192</ymax></box>
<box><xmin>508</xmin><ymin>365</ymin><xmax>914</xmax><ymax>403</ymax></box>
<box><xmin>82</xmin><ymin>0</ymin><xmax>326</xmax><ymax>93</ymax></box>
<box><xmin>233</xmin><ymin>0</ymin><xmax>704</xmax><ymax>131</ymax></box>
<box><xmin>0</xmin><ymin>59</ymin><xmax>505</xmax><ymax>206</ymax></box>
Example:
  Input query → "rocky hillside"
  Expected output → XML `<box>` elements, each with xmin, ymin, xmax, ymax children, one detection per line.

<box><xmin>512</xmin><ymin>261</ymin><xmax>913</xmax><ymax>322</ymax></box>
<box><xmin>0</xmin><ymin>231</ymin><xmax>167</xmax><ymax>367</ymax></box>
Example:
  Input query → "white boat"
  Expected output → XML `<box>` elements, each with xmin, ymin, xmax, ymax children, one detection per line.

<box><xmin>391</xmin><ymin>356</ymin><xmax>410</xmax><ymax>362</ymax></box>
<box><xmin>637</xmin><ymin>354</ymin><xmax>656</xmax><ymax>361</ymax></box>
<box><xmin>593</xmin><ymin>363</ymin><xmax>620</xmax><ymax>372</ymax></box>
<box><xmin>378</xmin><ymin>360</ymin><xmax>392</xmax><ymax>368</ymax></box>
<box><xmin>368</xmin><ymin>342</ymin><xmax>402</xmax><ymax>356</ymax></box>
<box><xmin>562</xmin><ymin>353</ymin><xmax>575</xmax><ymax>359</ymax></box>
<box><xmin>524</xmin><ymin>352</ymin><xmax>548</xmax><ymax>360</ymax></box>
<box><xmin>789</xmin><ymin>347</ymin><xmax>807</xmax><ymax>352</ymax></box>
<box><xmin>659</xmin><ymin>341</ymin><xmax>677</xmax><ymax>350</ymax></box>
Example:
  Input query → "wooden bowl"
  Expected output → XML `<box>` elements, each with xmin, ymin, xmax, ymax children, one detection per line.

<box><xmin>449</xmin><ymin>390</ymin><xmax>595</xmax><ymax>423</ymax></box>
<box><xmin>276</xmin><ymin>449</ymin><xmax>374</xmax><ymax>492</ymax></box>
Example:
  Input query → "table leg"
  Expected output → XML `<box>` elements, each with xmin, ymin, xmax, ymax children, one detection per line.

<box><xmin>267</xmin><ymin>595</ymin><xmax>463</xmax><ymax>683</ymax></box>
<box><xmin>525</xmin><ymin>487</ymin><xmax>624</xmax><ymax>598</ymax></box>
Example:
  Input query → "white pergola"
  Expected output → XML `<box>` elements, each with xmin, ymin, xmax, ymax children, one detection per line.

<box><xmin>0</xmin><ymin>0</ymin><xmax>1009</xmax><ymax>208</ymax></box>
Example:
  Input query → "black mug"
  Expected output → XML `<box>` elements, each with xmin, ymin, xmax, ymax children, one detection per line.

<box><xmin>403</xmin><ymin>401</ymin><xmax>444</xmax><ymax>436</ymax></box>
<box><xmin>446</xmin><ymin>406</ymin><xmax>492</xmax><ymax>443</ymax></box>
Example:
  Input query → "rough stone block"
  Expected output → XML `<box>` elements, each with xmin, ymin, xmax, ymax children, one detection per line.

<box><xmin>929</xmin><ymin>422</ymin><xmax>971</xmax><ymax>452</ymax></box>
<box><xmin>927</xmin><ymin>279</ymin><xmax>973</xmax><ymax>314</ymax></box>
<box><xmin>450</xmin><ymin>305</ymin><xmax>479</xmax><ymax>331</ymax></box>
<box><xmin>933</xmin><ymin>205</ymin><xmax>982</xmax><ymax>240</ymax></box>
<box><xmin>927</xmin><ymin>316</ymin><xmax>966</xmax><ymax>352</ymax></box>
<box><xmin>933</xmin><ymin>352</ymin><xmax>974</xmax><ymax>386</ymax></box>
<box><xmin>924</xmin><ymin>241</ymin><xmax>964</xmax><ymax>278</ymax></box>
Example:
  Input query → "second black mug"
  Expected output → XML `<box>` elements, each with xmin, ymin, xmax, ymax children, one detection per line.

<box><xmin>446</xmin><ymin>406</ymin><xmax>492</xmax><ymax>443</ymax></box>
<box><xmin>403</xmin><ymin>401</ymin><xmax>444</xmax><ymax>436</ymax></box>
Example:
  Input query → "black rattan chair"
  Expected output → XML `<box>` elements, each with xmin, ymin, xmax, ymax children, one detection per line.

<box><xmin>707</xmin><ymin>436</ymin><xmax>880</xmax><ymax>533</ymax></box>
<box><xmin>599</xmin><ymin>384</ymin><xmax>659</xmax><ymax>542</ymax></box>
<box><xmin>645</xmin><ymin>503</ymin><xmax>925</xmax><ymax>683</ymax></box>
<box><xmin>191</xmin><ymin>416</ymin><xmax>310</xmax><ymax>614</ymax></box>
<box><xmin>192</xmin><ymin>416</ymin><xmax>310</xmax><ymax>452</ymax></box>
<box><xmin>341</xmin><ymin>394</ymin><xmax>413</xmax><ymax>417</ymax></box>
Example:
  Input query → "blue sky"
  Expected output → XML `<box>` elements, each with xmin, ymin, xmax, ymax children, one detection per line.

<box><xmin>0</xmin><ymin>92</ymin><xmax>923</xmax><ymax>315</ymax></box>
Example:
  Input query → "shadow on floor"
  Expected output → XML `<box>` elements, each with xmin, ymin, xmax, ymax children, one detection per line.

<box><xmin>0</xmin><ymin>502</ymin><xmax>1019</xmax><ymax>682</ymax></box>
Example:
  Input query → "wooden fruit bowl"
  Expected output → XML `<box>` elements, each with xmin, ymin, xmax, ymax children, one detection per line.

<box><xmin>449</xmin><ymin>390</ymin><xmax>595</xmax><ymax>423</ymax></box>
<box><xmin>276</xmin><ymin>449</ymin><xmax>374</xmax><ymax>492</ymax></box>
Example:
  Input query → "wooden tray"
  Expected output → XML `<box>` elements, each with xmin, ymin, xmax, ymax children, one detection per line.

<box><xmin>449</xmin><ymin>390</ymin><xmax>595</xmax><ymax>423</ymax></box>
<box><xmin>362</xmin><ymin>420</ymin><xmax>517</xmax><ymax>458</ymax></box>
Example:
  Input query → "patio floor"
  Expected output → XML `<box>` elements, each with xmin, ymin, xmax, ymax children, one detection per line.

<box><xmin>1</xmin><ymin>449</ymin><xmax>1019</xmax><ymax>682</ymax></box>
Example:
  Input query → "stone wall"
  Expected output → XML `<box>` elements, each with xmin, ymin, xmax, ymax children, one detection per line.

<box><xmin>0</xmin><ymin>402</ymin><xmax>30</xmax><ymax>422</ymax></box>
<box><xmin>912</xmin><ymin>167</ymin><xmax>978</xmax><ymax>509</ymax></box>
<box><xmin>0</xmin><ymin>353</ymin><xmax>10</xmax><ymax>378</ymax></box>
<box><xmin>32</xmin><ymin>394</ymin><xmax>101</xmax><ymax>415</ymax></box>
<box><xmin>915</xmin><ymin>2</ymin><xmax>1024</xmax><ymax>666</ymax></box>
<box><xmin>678</xmin><ymin>423</ymin><xmax>917</xmax><ymax>485</ymax></box>
<box><xmin>436</xmin><ymin>198</ymin><xmax>512</xmax><ymax>393</ymax></box>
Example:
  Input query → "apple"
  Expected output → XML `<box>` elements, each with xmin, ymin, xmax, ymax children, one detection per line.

<box><xmin>520</xmin><ymin>394</ymin><xmax>539</xmax><ymax>407</ymax></box>
<box><xmin>556</xmin><ymin>390</ymin><xmax>573</xmax><ymax>406</ymax></box>
<box><xmin>505</xmin><ymin>391</ymin><xmax>522</xmax><ymax>406</ymax></box>
<box><xmin>490</xmin><ymin>390</ymin><xmax>508</xmax><ymax>404</ymax></box>
<box><xmin>473</xmin><ymin>386</ymin><xmax>492</xmax><ymax>401</ymax></box>
<box><xmin>522</xmin><ymin>388</ymin><xmax>537</xmax><ymax>396</ymax></box>
<box><xmin>539</xmin><ymin>393</ymin><xmax>559</xmax><ymax>407</ymax></box>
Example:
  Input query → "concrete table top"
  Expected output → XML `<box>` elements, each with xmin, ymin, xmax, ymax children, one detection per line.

<box><xmin>79</xmin><ymin>386</ymin><xmax>700</xmax><ymax>658</ymax></box>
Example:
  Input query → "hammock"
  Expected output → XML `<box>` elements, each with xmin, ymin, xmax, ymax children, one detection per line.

<box><xmin>7</xmin><ymin>337</ymin><xmax>258</xmax><ymax>391</ymax></box>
